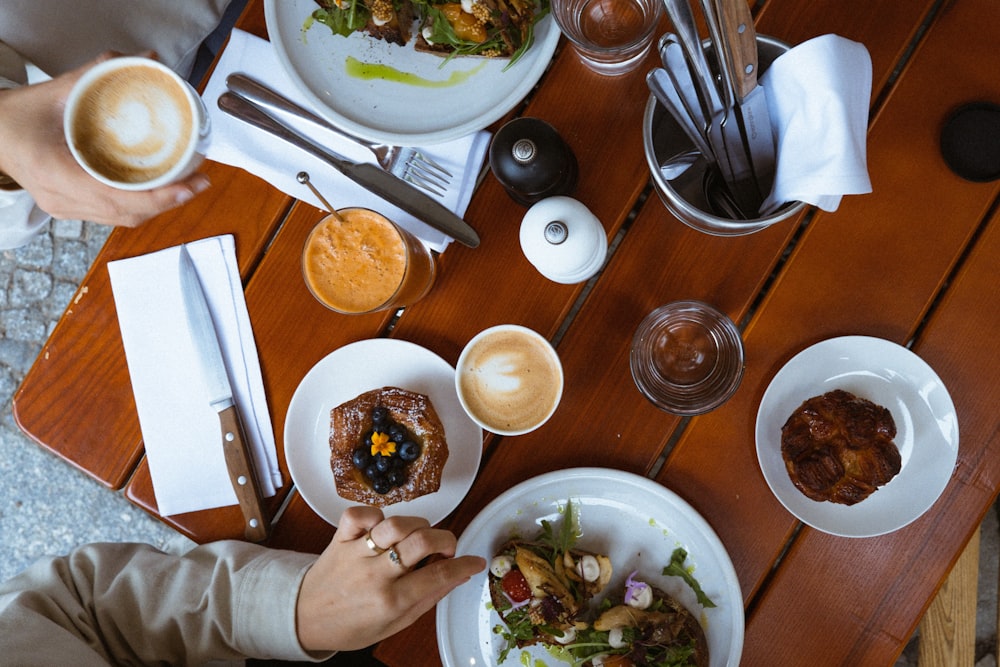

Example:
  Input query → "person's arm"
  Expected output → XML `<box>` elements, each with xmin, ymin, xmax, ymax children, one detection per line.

<box><xmin>0</xmin><ymin>51</ymin><xmax>210</xmax><ymax>247</ymax></box>
<box><xmin>0</xmin><ymin>39</ymin><xmax>51</xmax><ymax>250</ymax></box>
<box><xmin>0</xmin><ymin>540</ymin><xmax>330</xmax><ymax>665</ymax></box>
<box><xmin>0</xmin><ymin>508</ymin><xmax>486</xmax><ymax>664</ymax></box>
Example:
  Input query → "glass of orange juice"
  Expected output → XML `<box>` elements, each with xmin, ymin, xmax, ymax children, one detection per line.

<box><xmin>301</xmin><ymin>208</ymin><xmax>436</xmax><ymax>314</ymax></box>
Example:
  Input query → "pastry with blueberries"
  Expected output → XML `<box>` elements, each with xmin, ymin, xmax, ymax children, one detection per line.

<box><xmin>329</xmin><ymin>386</ymin><xmax>449</xmax><ymax>507</ymax></box>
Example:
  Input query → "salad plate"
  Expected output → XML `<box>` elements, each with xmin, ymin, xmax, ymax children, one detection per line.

<box><xmin>284</xmin><ymin>339</ymin><xmax>482</xmax><ymax>526</ymax></box>
<box><xmin>264</xmin><ymin>0</ymin><xmax>560</xmax><ymax>145</ymax></box>
<box><xmin>437</xmin><ymin>467</ymin><xmax>744</xmax><ymax>666</ymax></box>
<box><xmin>756</xmin><ymin>336</ymin><xmax>959</xmax><ymax>537</ymax></box>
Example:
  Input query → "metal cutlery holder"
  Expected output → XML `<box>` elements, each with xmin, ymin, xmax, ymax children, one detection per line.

<box><xmin>644</xmin><ymin>35</ymin><xmax>805</xmax><ymax>236</ymax></box>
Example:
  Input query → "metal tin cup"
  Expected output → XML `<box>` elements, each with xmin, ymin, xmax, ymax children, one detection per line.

<box><xmin>552</xmin><ymin>0</ymin><xmax>663</xmax><ymax>75</ymax></box>
<box><xmin>630</xmin><ymin>301</ymin><xmax>744</xmax><ymax>415</ymax></box>
<box><xmin>643</xmin><ymin>35</ymin><xmax>805</xmax><ymax>235</ymax></box>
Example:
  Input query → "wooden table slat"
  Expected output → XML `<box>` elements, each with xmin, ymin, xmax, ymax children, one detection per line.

<box><xmin>12</xmin><ymin>166</ymin><xmax>291</xmax><ymax>488</ymax></box>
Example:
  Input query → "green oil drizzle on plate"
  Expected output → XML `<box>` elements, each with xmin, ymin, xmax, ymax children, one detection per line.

<box><xmin>345</xmin><ymin>56</ymin><xmax>486</xmax><ymax>87</ymax></box>
<box><xmin>518</xmin><ymin>650</ymin><xmax>547</xmax><ymax>667</ymax></box>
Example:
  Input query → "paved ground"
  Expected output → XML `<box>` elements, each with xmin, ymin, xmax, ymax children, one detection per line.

<box><xmin>1</xmin><ymin>220</ymin><xmax>188</xmax><ymax>584</ymax></box>
<box><xmin>2</xmin><ymin>219</ymin><xmax>997</xmax><ymax>665</ymax></box>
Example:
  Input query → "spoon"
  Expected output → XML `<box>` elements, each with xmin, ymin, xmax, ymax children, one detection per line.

<box><xmin>296</xmin><ymin>171</ymin><xmax>344</xmax><ymax>222</ymax></box>
<box><xmin>660</xmin><ymin>148</ymin><xmax>701</xmax><ymax>179</ymax></box>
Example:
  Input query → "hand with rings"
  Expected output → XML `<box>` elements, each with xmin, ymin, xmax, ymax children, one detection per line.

<box><xmin>295</xmin><ymin>506</ymin><xmax>486</xmax><ymax>652</ymax></box>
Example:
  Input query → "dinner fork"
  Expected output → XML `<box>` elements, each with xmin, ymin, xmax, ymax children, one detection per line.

<box><xmin>226</xmin><ymin>73</ymin><xmax>452</xmax><ymax>197</ymax></box>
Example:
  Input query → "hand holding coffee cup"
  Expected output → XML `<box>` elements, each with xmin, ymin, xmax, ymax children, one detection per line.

<box><xmin>456</xmin><ymin>325</ymin><xmax>564</xmax><ymax>436</ymax></box>
<box><xmin>64</xmin><ymin>56</ymin><xmax>210</xmax><ymax>191</ymax></box>
<box><xmin>0</xmin><ymin>54</ymin><xmax>210</xmax><ymax>228</ymax></box>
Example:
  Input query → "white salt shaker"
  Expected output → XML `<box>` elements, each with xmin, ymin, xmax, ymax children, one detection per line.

<box><xmin>519</xmin><ymin>196</ymin><xmax>607</xmax><ymax>284</ymax></box>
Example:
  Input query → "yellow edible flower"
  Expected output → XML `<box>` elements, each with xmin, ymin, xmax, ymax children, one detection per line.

<box><xmin>371</xmin><ymin>431</ymin><xmax>396</xmax><ymax>457</ymax></box>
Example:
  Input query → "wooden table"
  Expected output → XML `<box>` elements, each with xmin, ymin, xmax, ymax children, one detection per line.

<box><xmin>14</xmin><ymin>0</ymin><xmax>1000</xmax><ymax>664</ymax></box>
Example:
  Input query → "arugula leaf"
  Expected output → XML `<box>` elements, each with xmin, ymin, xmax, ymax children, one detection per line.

<box><xmin>536</xmin><ymin>498</ymin><xmax>581</xmax><ymax>557</ymax></box>
<box><xmin>662</xmin><ymin>547</ymin><xmax>717</xmax><ymax>609</ymax></box>
<box><xmin>311</xmin><ymin>4</ymin><xmax>369</xmax><ymax>38</ymax></box>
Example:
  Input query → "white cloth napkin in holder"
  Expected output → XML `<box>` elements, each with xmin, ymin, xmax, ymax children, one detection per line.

<box><xmin>108</xmin><ymin>235</ymin><xmax>280</xmax><ymax>517</ymax></box>
<box><xmin>761</xmin><ymin>34</ymin><xmax>874</xmax><ymax>214</ymax></box>
<box><xmin>202</xmin><ymin>29</ymin><xmax>491</xmax><ymax>253</ymax></box>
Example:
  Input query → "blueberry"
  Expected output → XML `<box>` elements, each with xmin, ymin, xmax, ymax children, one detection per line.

<box><xmin>387</xmin><ymin>469</ymin><xmax>407</xmax><ymax>487</ymax></box>
<box><xmin>398</xmin><ymin>440</ymin><xmax>421</xmax><ymax>462</ymax></box>
<box><xmin>364</xmin><ymin>463</ymin><xmax>379</xmax><ymax>480</ymax></box>
<box><xmin>373</xmin><ymin>476</ymin><xmax>393</xmax><ymax>494</ymax></box>
<box><xmin>352</xmin><ymin>446</ymin><xmax>372</xmax><ymax>470</ymax></box>
<box><xmin>393</xmin><ymin>455</ymin><xmax>407</xmax><ymax>470</ymax></box>
<box><xmin>389</xmin><ymin>423</ymin><xmax>407</xmax><ymax>443</ymax></box>
<box><xmin>372</xmin><ymin>406</ymin><xmax>389</xmax><ymax>426</ymax></box>
<box><xmin>375</xmin><ymin>454</ymin><xmax>393</xmax><ymax>473</ymax></box>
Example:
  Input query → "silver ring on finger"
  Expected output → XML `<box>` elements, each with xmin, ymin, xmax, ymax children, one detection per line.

<box><xmin>388</xmin><ymin>546</ymin><xmax>405</xmax><ymax>568</ymax></box>
<box><xmin>365</xmin><ymin>529</ymin><xmax>387</xmax><ymax>555</ymax></box>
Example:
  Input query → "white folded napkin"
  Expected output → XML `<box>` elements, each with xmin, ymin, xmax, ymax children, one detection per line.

<box><xmin>760</xmin><ymin>34</ymin><xmax>874</xmax><ymax>214</ymax></box>
<box><xmin>108</xmin><ymin>235</ymin><xmax>280</xmax><ymax>517</ymax></box>
<box><xmin>202</xmin><ymin>29</ymin><xmax>490</xmax><ymax>253</ymax></box>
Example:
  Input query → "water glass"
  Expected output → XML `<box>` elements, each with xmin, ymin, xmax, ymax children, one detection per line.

<box><xmin>552</xmin><ymin>0</ymin><xmax>663</xmax><ymax>75</ymax></box>
<box><xmin>630</xmin><ymin>300</ymin><xmax>744</xmax><ymax>415</ymax></box>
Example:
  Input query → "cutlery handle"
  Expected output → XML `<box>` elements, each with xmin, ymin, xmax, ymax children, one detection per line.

<box><xmin>662</xmin><ymin>0</ymin><xmax>722</xmax><ymax>116</ymax></box>
<box><xmin>713</xmin><ymin>0</ymin><xmax>758</xmax><ymax>101</ymax></box>
<box><xmin>646</xmin><ymin>68</ymin><xmax>714</xmax><ymax>159</ymax></box>
<box><xmin>219</xmin><ymin>405</ymin><xmax>270</xmax><ymax>542</ymax></box>
<box><xmin>218</xmin><ymin>92</ymin><xmax>353</xmax><ymax>171</ymax></box>
<box><xmin>218</xmin><ymin>92</ymin><xmax>481</xmax><ymax>248</ymax></box>
<box><xmin>226</xmin><ymin>73</ymin><xmax>377</xmax><ymax>152</ymax></box>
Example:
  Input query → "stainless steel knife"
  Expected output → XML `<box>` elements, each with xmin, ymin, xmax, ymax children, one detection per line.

<box><xmin>712</xmin><ymin>0</ymin><xmax>775</xmax><ymax>206</ymax></box>
<box><xmin>217</xmin><ymin>92</ymin><xmax>481</xmax><ymax>249</ymax></box>
<box><xmin>178</xmin><ymin>245</ymin><xmax>269</xmax><ymax>542</ymax></box>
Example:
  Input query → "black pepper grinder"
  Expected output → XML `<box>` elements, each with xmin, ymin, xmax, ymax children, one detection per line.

<box><xmin>489</xmin><ymin>117</ymin><xmax>578</xmax><ymax>206</ymax></box>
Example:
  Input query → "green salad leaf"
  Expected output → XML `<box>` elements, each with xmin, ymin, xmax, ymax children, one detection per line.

<box><xmin>311</xmin><ymin>4</ymin><xmax>370</xmax><ymax>38</ymax></box>
<box><xmin>662</xmin><ymin>547</ymin><xmax>717</xmax><ymax>609</ymax></box>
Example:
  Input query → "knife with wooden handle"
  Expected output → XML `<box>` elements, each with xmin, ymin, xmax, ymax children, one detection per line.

<box><xmin>712</xmin><ymin>0</ymin><xmax>776</xmax><ymax>201</ymax></box>
<box><xmin>219</xmin><ymin>404</ymin><xmax>269</xmax><ymax>542</ymax></box>
<box><xmin>178</xmin><ymin>245</ymin><xmax>269</xmax><ymax>542</ymax></box>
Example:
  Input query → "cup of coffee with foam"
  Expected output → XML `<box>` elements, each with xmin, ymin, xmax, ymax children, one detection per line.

<box><xmin>455</xmin><ymin>325</ymin><xmax>564</xmax><ymax>436</ymax></box>
<box><xmin>64</xmin><ymin>56</ymin><xmax>209</xmax><ymax>191</ymax></box>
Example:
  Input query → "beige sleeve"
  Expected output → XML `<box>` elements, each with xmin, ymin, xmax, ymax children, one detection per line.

<box><xmin>0</xmin><ymin>541</ymin><xmax>334</xmax><ymax>665</ymax></box>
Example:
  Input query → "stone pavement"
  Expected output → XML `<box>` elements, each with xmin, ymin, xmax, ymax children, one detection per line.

<box><xmin>0</xmin><ymin>220</ymin><xmax>184</xmax><ymax>584</ymax></box>
<box><xmin>1</xmin><ymin>219</ymin><xmax>997</xmax><ymax>665</ymax></box>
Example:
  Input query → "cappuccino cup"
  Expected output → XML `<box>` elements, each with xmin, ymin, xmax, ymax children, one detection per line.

<box><xmin>64</xmin><ymin>57</ymin><xmax>209</xmax><ymax>191</ymax></box>
<box><xmin>455</xmin><ymin>325</ymin><xmax>564</xmax><ymax>436</ymax></box>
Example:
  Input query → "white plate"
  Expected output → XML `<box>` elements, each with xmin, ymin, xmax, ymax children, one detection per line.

<box><xmin>755</xmin><ymin>336</ymin><xmax>959</xmax><ymax>538</ymax></box>
<box><xmin>284</xmin><ymin>339</ymin><xmax>482</xmax><ymax>526</ymax></box>
<box><xmin>437</xmin><ymin>468</ymin><xmax>744</xmax><ymax>667</ymax></box>
<box><xmin>264</xmin><ymin>0</ymin><xmax>561</xmax><ymax>145</ymax></box>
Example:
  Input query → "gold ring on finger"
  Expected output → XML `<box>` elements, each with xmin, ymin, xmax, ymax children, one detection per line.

<box><xmin>365</xmin><ymin>529</ymin><xmax>386</xmax><ymax>555</ymax></box>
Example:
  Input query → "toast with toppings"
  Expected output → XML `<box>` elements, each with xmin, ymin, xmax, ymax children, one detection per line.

<box><xmin>310</xmin><ymin>0</ymin><xmax>549</xmax><ymax>65</ymax></box>
<box><xmin>413</xmin><ymin>0</ymin><xmax>549</xmax><ymax>62</ymax></box>
<box><xmin>312</xmin><ymin>0</ymin><xmax>414</xmax><ymax>46</ymax></box>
